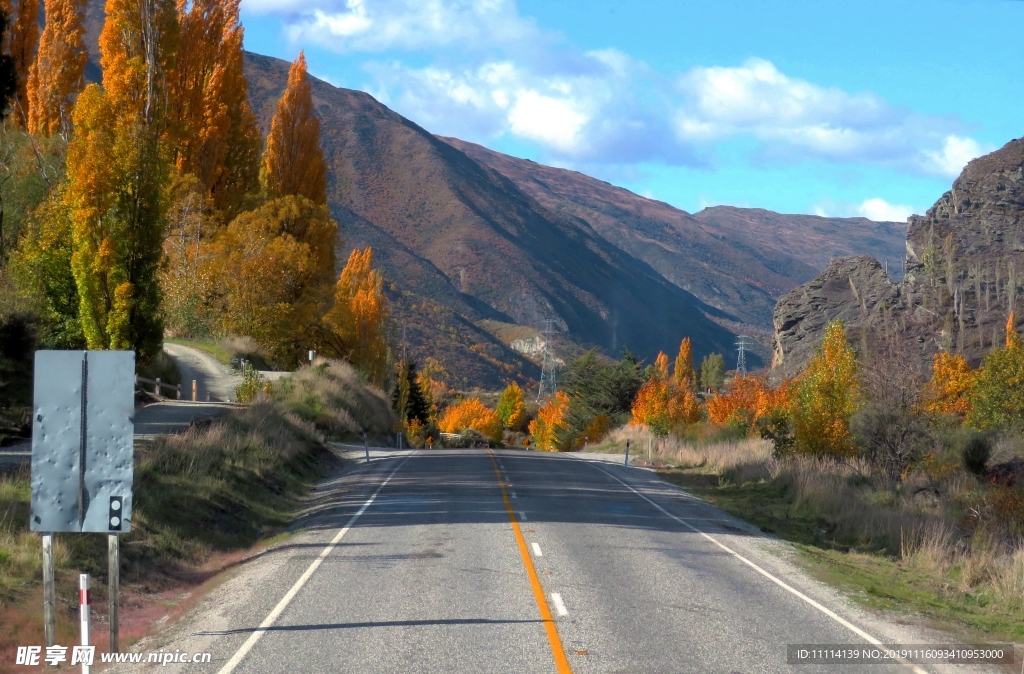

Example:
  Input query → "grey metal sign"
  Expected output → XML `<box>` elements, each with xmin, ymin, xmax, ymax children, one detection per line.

<box><xmin>30</xmin><ymin>351</ymin><xmax>135</xmax><ymax>533</ymax></box>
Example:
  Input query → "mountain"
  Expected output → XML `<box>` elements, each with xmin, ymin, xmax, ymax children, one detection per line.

<box><xmin>243</xmin><ymin>52</ymin><xmax>744</xmax><ymax>387</ymax></box>
<box><xmin>442</xmin><ymin>138</ymin><xmax>819</xmax><ymax>333</ymax></box>
<box><xmin>691</xmin><ymin>207</ymin><xmax>907</xmax><ymax>281</ymax></box>
<box><xmin>773</xmin><ymin>137</ymin><xmax>1024</xmax><ymax>377</ymax></box>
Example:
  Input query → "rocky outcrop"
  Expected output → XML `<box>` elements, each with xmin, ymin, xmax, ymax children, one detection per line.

<box><xmin>773</xmin><ymin>137</ymin><xmax>1024</xmax><ymax>376</ymax></box>
<box><xmin>772</xmin><ymin>256</ymin><xmax>902</xmax><ymax>377</ymax></box>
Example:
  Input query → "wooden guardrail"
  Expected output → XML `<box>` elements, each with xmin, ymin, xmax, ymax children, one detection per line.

<box><xmin>134</xmin><ymin>374</ymin><xmax>182</xmax><ymax>400</ymax></box>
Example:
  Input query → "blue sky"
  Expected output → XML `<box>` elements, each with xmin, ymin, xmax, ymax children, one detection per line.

<box><xmin>238</xmin><ymin>0</ymin><xmax>1024</xmax><ymax>221</ymax></box>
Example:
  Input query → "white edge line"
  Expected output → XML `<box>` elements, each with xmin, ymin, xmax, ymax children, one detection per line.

<box><xmin>216</xmin><ymin>452</ymin><xmax>417</xmax><ymax>674</ymax></box>
<box><xmin>532</xmin><ymin>542</ymin><xmax>543</xmax><ymax>557</ymax></box>
<box><xmin>550</xmin><ymin>592</ymin><xmax>568</xmax><ymax>616</ymax></box>
<box><xmin>582</xmin><ymin>460</ymin><xmax>929</xmax><ymax>674</ymax></box>
<box><xmin>519</xmin><ymin>511</ymin><xmax>528</xmax><ymax>521</ymax></box>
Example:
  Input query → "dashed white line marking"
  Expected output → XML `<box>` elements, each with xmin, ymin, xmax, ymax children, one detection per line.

<box><xmin>519</xmin><ymin>511</ymin><xmax>528</xmax><ymax>521</ymax></box>
<box><xmin>532</xmin><ymin>542</ymin><xmax>543</xmax><ymax>557</ymax></box>
<box><xmin>511</xmin><ymin>491</ymin><xmax>518</xmax><ymax>499</ymax></box>
<box><xmin>551</xmin><ymin>592</ymin><xmax>568</xmax><ymax>616</ymax></box>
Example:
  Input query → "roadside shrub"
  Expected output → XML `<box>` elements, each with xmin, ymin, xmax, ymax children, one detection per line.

<box><xmin>961</xmin><ymin>434</ymin><xmax>992</xmax><ymax>476</ymax></box>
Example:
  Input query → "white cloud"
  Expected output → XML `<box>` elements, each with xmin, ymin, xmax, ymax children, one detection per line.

<box><xmin>271</xmin><ymin>0</ymin><xmax>541</xmax><ymax>53</ymax></box>
<box><xmin>922</xmin><ymin>135</ymin><xmax>987</xmax><ymax>177</ymax></box>
<box><xmin>252</xmin><ymin>1</ymin><xmax>991</xmax><ymax>175</ymax></box>
<box><xmin>857</xmin><ymin>198</ymin><xmax>914</xmax><ymax>222</ymax></box>
<box><xmin>674</xmin><ymin>58</ymin><xmax>985</xmax><ymax>175</ymax></box>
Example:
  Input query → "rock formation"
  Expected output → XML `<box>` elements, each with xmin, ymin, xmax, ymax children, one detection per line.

<box><xmin>773</xmin><ymin>137</ymin><xmax>1024</xmax><ymax>377</ymax></box>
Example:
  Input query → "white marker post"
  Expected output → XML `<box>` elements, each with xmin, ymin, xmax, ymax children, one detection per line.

<box><xmin>624</xmin><ymin>439</ymin><xmax>630</xmax><ymax>466</ymax></box>
<box><xmin>363</xmin><ymin>431</ymin><xmax>369</xmax><ymax>462</ymax></box>
<box><xmin>79</xmin><ymin>574</ymin><xmax>91</xmax><ymax>674</ymax></box>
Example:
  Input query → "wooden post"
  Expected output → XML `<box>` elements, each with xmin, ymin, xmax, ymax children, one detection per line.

<box><xmin>192</xmin><ymin>380</ymin><xmax>197</xmax><ymax>402</ymax></box>
<box><xmin>42</xmin><ymin>533</ymin><xmax>56</xmax><ymax>647</ymax></box>
<box><xmin>108</xmin><ymin>534</ymin><xmax>119</xmax><ymax>653</ymax></box>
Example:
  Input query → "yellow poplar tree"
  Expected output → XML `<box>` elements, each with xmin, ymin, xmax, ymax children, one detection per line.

<box><xmin>263</xmin><ymin>51</ymin><xmax>327</xmax><ymax>205</ymax></box>
<box><xmin>439</xmin><ymin>398</ymin><xmax>502</xmax><ymax>443</ymax></box>
<box><xmin>496</xmin><ymin>382</ymin><xmax>526</xmax><ymax>430</ymax></box>
<box><xmin>26</xmin><ymin>0</ymin><xmax>87</xmax><ymax>137</ymax></box>
<box><xmin>322</xmin><ymin>247</ymin><xmax>389</xmax><ymax>385</ymax></box>
<box><xmin>170</xmin><ymin>0</ymin><xmax>260</xmax><ymax>214</ymax></box>
<box><xmin>792</xmin><ymin>320</ymin><xmax>861</xmax><ymax>457</ymax></box>
<box><xmin>2</xmin><ymin>0</ymin><xmax>39</xmax><ymax>122</ymax></box>
<box><xmin>530</xmin><ymin>391</ymin><xmax>570</xmax><ymax>451</ymax></box>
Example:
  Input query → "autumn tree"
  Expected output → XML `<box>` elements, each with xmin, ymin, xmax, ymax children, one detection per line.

<box><xmin>322</xmin><ymin>247</ymin><xmax>389</xmax><ymax>385</ymax></box>
<box><xmin>212</xmin><ymin>196</ymin><xmax>336</xmax><ymax>365</ymax></box>
<box><xmin>630</xmin><ymin>352</ymin><xmax>671</xmax><ymax>434</ymax></box>
<box><xmin>968</xmin><ymin>313</ymin><xmax>1024</xmax><ymax>429</ymax></box>
<box><xmin>673</xmin><ymin>337</ymin><xmax>695</xmax><ymax>389</ymax></box>
<box><xmin>2</xmin><ymin>0</ymin><xmax>38</xmax><ymax>122</ymax></box>
<box><xmin>169</xmin><ymin>0</ymin><xmax>260</xmax><ymax>215</ymax></box>
<box><xmin>922</xmin><ymin>352</ymin><xmax>977</xmax><ymax>418</ymax></box>
<box><xmin>263</xmin><ymin>52</ymin><xmax>327</xmax><ymax>205</ymax></box>
<box><xmin>631</xmin><ymin>347</ymin><xmax>702</xmax><ymax>435</ymax></box>
<box><xmin>496</xmin><ymin>381</ymin><xmax>526</xmax><ymax>430</ymax></box>
<box><xmin>26</xmin><ymin>0</ymin><xmax>86</xmax><ymax>137</ymax></box>
<box><xmin>393</xmin><ymin>359</ymin><xmax>431</xmax><ymax>445</ymax></box>
<box><xmin>791</xmin><ymin>320</ymin><xmax>861</xmax><ymax>457</ymax></box>
<box><xmin>439</xmin><ymin>397</ymin><xmax>502</xmax><ymax>443</ymax></box>
<box><xmin>530</xmin><ymin>390</ymin><xmax>570</xmax><ymax>451</ymax></box>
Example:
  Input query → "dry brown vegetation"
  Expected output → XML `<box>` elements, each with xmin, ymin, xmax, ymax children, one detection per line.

<box><xmin>596</xmin><ymin>424</ymin><xmax>1024</xmax><ymax>640</ymax></box>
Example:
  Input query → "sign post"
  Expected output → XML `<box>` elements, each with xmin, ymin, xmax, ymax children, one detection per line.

<box><xmin>108</xmin><ymin>534</ymin><xmax>119</xmax><ymax>653</ymax></box>
<box><xmin>42</xmin><ymin>533</ymin><xmax>56</xmax><ymax>647</ymax></box>
<box><xmin>31</xmin><ymin>351</ymin><xmax>135</xmax><ymax>657</ymax></box>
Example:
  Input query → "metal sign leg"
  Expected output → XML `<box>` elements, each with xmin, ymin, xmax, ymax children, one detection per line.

<box><xmin>108</xmin><ymin>534</ymin><xmax>119</xmax><ymax>653</ymax></box>
<box><xmin>42</xmin><ymin>533</ymin><xmax>56</xmax><ymax>647</ymax></box>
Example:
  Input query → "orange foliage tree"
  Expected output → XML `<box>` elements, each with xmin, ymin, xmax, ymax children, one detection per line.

<box><xmin>439</xmin><ymin>398</ymin><xmax>502</xmax><ymax>443</ymax></box>
<box><xmin>792</xmin><ymin>319</ymin><xmax>861</xmax><ymax>457</ymax></box>
<box><xmin>922</xmin><ymin>352</ymin><xmax>977</xmax><ymax>418</ymax></box>
<box><xmin>706</xmin><ymin>373</ymin><xmax>794</xmax><ymax>428</ymax></box>
<box><xmin>26</xmin><ymin>0</ymin><xmax>87</xmax><ymax>137</ymax></box>
<box><xmin>530</xmin><ymin>390</ymin><xmax>570</xmax><ymax>451</ymax></box>
<box><xmin>631</xmin><ymin>346</ymin><xmax>702</xmax><ymax>435</ymax></box>
<box><xmin>322</xmin><ymin>247</ymin><xmax>389</xmax><ymax>385</ymax></box>
<box><xmin>2</xmin><ymin>0</ymin><xmax>39</xmax><ymax>122</ymax></box>
<box><xmin>263</xmin><ymin>52</ymin><xmax>327</xmax><ymax>205</ymax></box>
<box><xmin>169</xmin><ymin>0</ymin><xmax>260</xmax><ymax>214</ymax></box>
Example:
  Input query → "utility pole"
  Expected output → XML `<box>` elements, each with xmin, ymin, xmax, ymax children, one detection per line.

<box><xmin>536</xmin><ymin>320</ymin><xmax>557</xmax><ymax>401</ymax></box>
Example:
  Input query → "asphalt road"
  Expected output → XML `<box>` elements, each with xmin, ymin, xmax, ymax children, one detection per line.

<box><xmin>112</xmin><ymin>449</ymin><xmax>960</xmax><ymax>674</ymax></box>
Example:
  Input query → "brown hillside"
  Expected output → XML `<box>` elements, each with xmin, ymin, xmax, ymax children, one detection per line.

<box><xmin>693</xmin><ymin>206</ymin><xmax>907</xmax><ymax>281</ymax></box>
<box><xmin>242</xmin><ymin>52</ymin><xmax>745</xmax><ymax>385</ymax></box>
<box><xmin>445</xmin><ymin>137</ymin><xmax>818</xmax><ymax>332</ymax></box>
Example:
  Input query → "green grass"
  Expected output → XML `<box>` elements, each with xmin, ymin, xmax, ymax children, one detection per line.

<box><xmin>165</xmin><ymin>337</ymin><xmax>233</xmax><ymax>365</ymax></box>
<box><xmin>659</xmin><ymin>467</ymin><xmax>1024</xmax><ymax>643</ymax></box>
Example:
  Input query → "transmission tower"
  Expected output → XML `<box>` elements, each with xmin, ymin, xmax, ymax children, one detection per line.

<box><xmin>537</xmin><ymin>320</ymin><xmax>557</xmax><ymax>401</ymax></box>
<box><xmin>735</xmin><ymin>335</ymin><xmax>752</xmax><ymax>375</ymax></box>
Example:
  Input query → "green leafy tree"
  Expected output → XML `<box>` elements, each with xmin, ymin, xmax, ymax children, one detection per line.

<box><xmin>699</xmin><ymin>352</ymin><xmax>725</xmax><ymax>391</ymax></box>
<box><xmin>968</xmin><ymin>319</ymin><xmax>1024</xmax><ymax>429</ymax></box>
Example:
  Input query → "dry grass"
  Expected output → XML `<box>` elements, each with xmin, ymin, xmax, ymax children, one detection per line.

<box><xmin>631</xmin><ymin>418</ymin><xmax>1024</xmax><ymax>641</ymax></box>
<box><xmin>272</xmin><ymin>359</ymin><xmax>396</xmax><ymax>440</ymax></box>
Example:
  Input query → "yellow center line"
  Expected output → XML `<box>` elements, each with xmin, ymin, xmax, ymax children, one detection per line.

<box><xmin>487</xmin><ymin>450</ymin><xmax>573</xmax><ymax>674</ymax></box>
